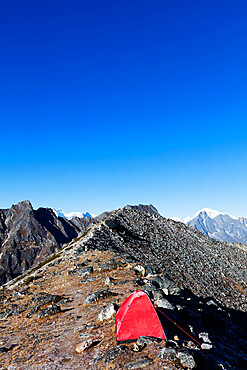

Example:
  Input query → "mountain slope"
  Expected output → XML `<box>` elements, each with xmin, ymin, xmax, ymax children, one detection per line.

<box><xmin>75</xmin><ymin>206</ymin><xmax>246</xmax><ymax>312</ymax></box>
<box><xmin>1</xmin><ymin>205</ymin><xmax>246</xmax><ymax>369</ymax></box>
<box><xmin>0</xmin><ymin>201</ymin><xmax>93</xmax><ymax>285</ymax></box>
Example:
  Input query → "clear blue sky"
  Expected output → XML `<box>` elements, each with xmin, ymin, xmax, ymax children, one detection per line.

<box><xmin>1</xmin><ymin>0</ymin><xmax>247</xmax><ymax>218</ymax></box>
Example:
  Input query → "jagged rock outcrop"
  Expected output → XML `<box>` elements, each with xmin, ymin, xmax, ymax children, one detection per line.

<box><xmin>0</xmin><ymin>201</ymin><xmax>93</xmax><ymax>285</ymax></box>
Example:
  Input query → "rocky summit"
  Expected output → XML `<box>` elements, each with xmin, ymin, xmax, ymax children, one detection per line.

<box><xmin>0</xmin><ymin>204</ymin><xmax>246</xmax><ymax>369</ymax></box>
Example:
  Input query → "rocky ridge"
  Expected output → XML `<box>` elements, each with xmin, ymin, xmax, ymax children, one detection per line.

<box><xmin>74</xmin><ymin>206</ymin><xmax>246</xmax><ymax>312</ymax></box>
<box><xmin>0</xmin><ymin>205</ymin><xmax>246</xmax><ymax>369</ymax></box>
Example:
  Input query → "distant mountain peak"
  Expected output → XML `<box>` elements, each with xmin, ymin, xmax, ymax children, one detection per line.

<box><xmin>170</xmin><ymin>208</ymin><xmax>246</xmax><ymax>244</ymax></box>
<box><xmin>183</xmin><ymin>208</ymin><xmax>246</xmax><ymax>244</ymax></box>
<box><xmin>53</xmin><ymin>208</ymin><xmax>96</xmax><ymax>220</ymax></box>
<box><xmin>192</xmin><ymin>208</ymin><xmax>238</xmax><ymax>220</ymax></box>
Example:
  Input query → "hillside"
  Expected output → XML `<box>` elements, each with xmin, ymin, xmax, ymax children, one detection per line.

<box><xmin>0</xmin><ymin>206</ymin><xmax>246</xmax><ymax>369</ymax></box>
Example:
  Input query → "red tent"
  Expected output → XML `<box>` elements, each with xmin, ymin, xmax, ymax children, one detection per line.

<box><xmin>115</xmin><ymin>290</ymin><xmax>166</xmax><ymax>342</ymax></box>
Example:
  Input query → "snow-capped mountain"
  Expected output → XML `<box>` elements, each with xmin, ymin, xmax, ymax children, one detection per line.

<box><xmin>171</xmin><ymin>208</ymin><xmax>247</xmax><ymax>244</ymax></box>
<box><xmin>53</xmin><ymin>208</ymin><xmax>96</xmax><ymax>220</ymax></box>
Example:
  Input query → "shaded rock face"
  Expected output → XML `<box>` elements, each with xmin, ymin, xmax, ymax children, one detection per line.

<box><xmin>78</xmin><ymin>207</ymin><xmax>247</xmax><ymax>312</ymax></box>
<box><xmin>0</xmin><ymin>201</ymin><xmax>93</xmax><ymax>285</ymax></box>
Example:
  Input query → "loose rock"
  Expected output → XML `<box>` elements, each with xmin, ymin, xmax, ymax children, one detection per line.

<box><xmin>38</xmin><ymin>304</ymin><xmax>62</xmax><ymax>318</ymax></box>
<box><xmin>201</xmin><ymin>343</ymin><xmax>213</xmax><ymax>350</ymax></box>
<box><xmin>124</xmin><ymin>356</ymin><xmax>151</xmax><ymax>369</ymax></box>
<box><xmin>77</xmin><ymin>266</ymin><xmax>93</xmax><ymax>277</ymax></box>
<box><xmin>83</xmin><ymin>289</ymin><xmax>117</xmax><ymax>305</ymax></box>
<box><xmin>105</xmin><ymin>277</ymin><xmax>114</xmax><ymax>286</ymax></box>
<box><xmin>199</xmin><ymin>332</ymin><xmax>211</xmax><ymax>343</ymax></box>
<box><xmin>105</xmin><ymin>345</ymin><xmax>129</xmax><ymax>363</ymax></box>
<box><xmin>98</xmin><ymin>303</ymin><xmax>116</xmax><ymax>321</ymax></box>
<box><xmin>75</xmin><ymin>338</ymin><xmax>101</xmax><ymax>353</ymax></box>
<box><xmin>132</xmin><ymin>264</ymin><xmax>146</xmax><ymax>277</ymax></box>
<box><xmin>156</xmin><ymin>298</ymin><xmax>175</xmax><ymax>310</ymax></box>
<box><xmin>159</xmin><ymin>347</ymin><xmax>176</xmax><ymax>359</ymax></box>
<box><xmin>176</xmin><ymin>350</ymin><xmax>196</xmax><ymax>369</ymax></box>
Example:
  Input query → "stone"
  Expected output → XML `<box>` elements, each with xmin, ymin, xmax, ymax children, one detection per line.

<box><xmin>105</xmin><ymin>277</ymin><xmax>114</xmax><ymax>286</ymax></box>
<box><xmin>132</xmin><ymin>264</ymin><xmax>146</xmax><ymax>276</ymax></box>
<box><xmin>38</xmin><ymin>304</ymin><xmax>62</xmax><ymax>318</ymax></box>
<box><xmin>133</xmin><ymin>336</ymin><xmax>159</xmax><ymax>351</ymax></box>
<box><xmin>162</xmin><ymin>288</ymin><xmax>169</xmax><ymax>295</ymax></box>
<box><xmin>152</xmin><ymin>289</ymin><xmax>164</xmax><ymax>300</ymax></box>
<box><xmin>83</xmin><ymin>289</ymin><xmax>117</xmax><ymax>305</ymax></box>
<box><xmin>77</xmin><ymin>266</ymin><xmax>93</xmax><ymax>277</ymax></box>
<box><xmin>176</xmin><ymin>350</ymin><xmax>196</xmax><ymax>369</ymax></box>
<box><xmin>89</xmin><ymin>353</ymin><xmax>106</xmax><ymax>365</ymax></box>
<box><xmin>199</xmin><ymin>332</ymin><xmax>211</xmax><ymax>343</ymax></box>
<box><xmin>159</xmin><ymin>347</ymin><xmax>176</xmax><ymax>359</ymax></box>
<box><xmin>104</xmin><ymin>345</ymin><xmax>129</xmax><ymax>363</ymax></box>
<box><xmin>156</xmin><ymin>298</ymin><xmax>175</xmax><ymax>310</ymax></box>
<box><xmin>75</xmin><ymin>339</ymin><xmax>94</xmax><ymax>353</ymax></box>
<box><xmin>124</xmin><ymin>356</ymin><xmax>151</xmax><ymax>369</ymax></box>
<box><xmin>33</xmin><ymin>292</ymin><xmax>64</xmax><ymax>306</ymax></box>
<box><xmin>201</xmin><ymin>343</ymin><xmax>213</xmax><ymax>350</ymax></box>
<box><xmin>80</xmin><ymin>277</ymin><xmax>97</xmax><ymax>285</ymax></box>
<box><xmin>206</xmin><ymin>300</ymin><xmax>218</xmax><ymax>307</ymax></box>
<box><xmin>166</xmin><ymin>340</ymin><xmax>179</xmax><ymax>348</ymax></box>
<box><xmin>145</xmin><ymin>264</ymin><xmax>155</xmax><ymax>276</ymax></box>
<box><xmin>151</xmin><ymin>276</ymin><xmax>181</xmax><ymax>295</ymax></box>
<box><xmin>98</xmin><ymin>303</ymin><xmax>116</xmax><ymax>321</ymax></box>
<box><xmin>183</xmin><ymin>341</ymin><xmax>199</xmax><ymax>350</ymax></box>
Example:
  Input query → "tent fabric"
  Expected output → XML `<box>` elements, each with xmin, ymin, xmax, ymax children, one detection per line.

<box><xmin>115</xmin><ymin>290</ymin><xmax>166</xmax><ymax>342</ymax></box>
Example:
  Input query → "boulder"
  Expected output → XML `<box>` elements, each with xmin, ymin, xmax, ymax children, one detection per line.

<box><xmin>104</xmin><ymin>345</ymin><xmax>129</xmax><ymax>363</ymax></box>
<box><xmin>105</xmin><ymin>277</ymin><xmax>114</xmax><ymax>286</ymax></box>
<box><xmin>83</xmin><ymin>289</ymin><xmax>117</xmax><ymax>304</ymax></box>
<box><xmin>151</xmin><ymin>276</ymin><xmax>181</xmax><ymax>295</ymax></box>
<box><xmin>159</xmin><ymin>347</ymin><xmax>176</xmax><ymax>359</ymax></box>
<box><xmin>152</xmin><ymin>289</ymin><xmax>164</xmax><ymax>300</ymax></box>
<box><xmin>133</xmin><ymin>336</ymin><xmax>159</xmax><ymax>351</ymax></box>
<box><xmin>201</xmin><ymin>343</ymin><xmax>213</xmax><ymax>350</ymax></box>
<box><xmin>33</xmin><ymin>292</ymin><xmax>64</xmax><ymax>306</ymax></box>
<box><xmin>75</xmin><ymin>338</ymin><xmax>101</xmax><ymax>353</ymax></box>
<box><xmin>98</xmin><ymin>303</ymin><xmax>116</xmax><ymax>321</ymax></box>
<box><xmin>38</xmin><ymin>304</ymin><xmax>62</xmax><ymax>318</ymax></box>
<box><xmin>199</xmin><ymin>332</ymin><xmax>211</xmax><ymax>343</ymax></box>
<box><xmin>177</xmin><ymin>350</ymin><xmax>196</xmax><ymax>369</ymax></box>
<box><xmin>156</xmin><ymin>298</ymin><xmax>175</xmax><ymax>310</ymax></box>
<box><xmin>77</xmin><ymin>266</ymin><xmax>93</xmax><ymax>277</ymax></box>
<box><xmin>124</xmin><ymin>356</ymin><xmax>151</xmax><ymax>369</ymax></box>
<box><xmin>132</xmin><ymin>264</ymin><xmax>146</xmax><ymax>277</ymax></box>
